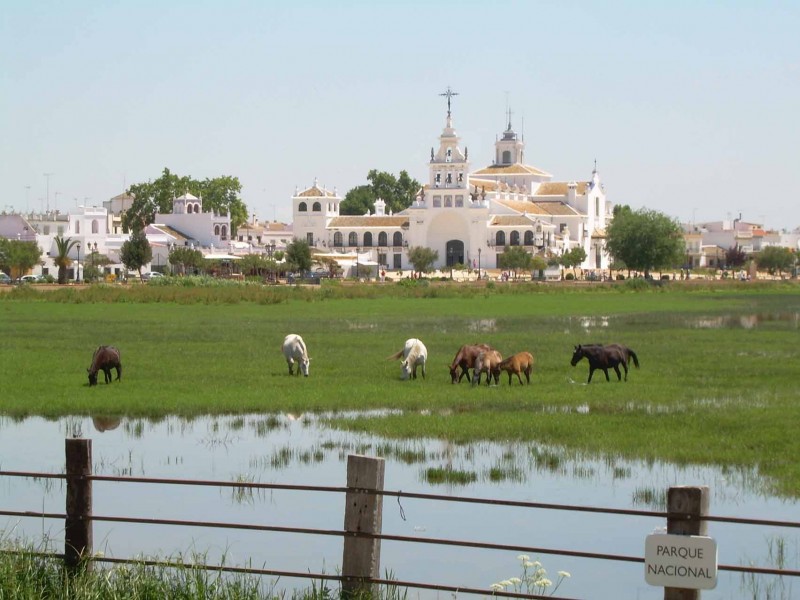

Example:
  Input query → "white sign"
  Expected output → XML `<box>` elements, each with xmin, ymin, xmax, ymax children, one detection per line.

<box><xmin>645</xmin><ymin>534</ymin><xmax>718</xmax><ymax>589</ymax></box>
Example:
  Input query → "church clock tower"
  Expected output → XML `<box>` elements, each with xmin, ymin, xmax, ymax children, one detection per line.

<box><xmin>427</xmin><ymin>87</ymin><xmax>470</xmax><ymax>197</ymax></box>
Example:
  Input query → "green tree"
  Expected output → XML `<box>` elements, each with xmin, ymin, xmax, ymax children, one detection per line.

<box><xmin>498</xmin><ymin>246</ymin><xmax>533</xmax><ymax>279</ymax></box>
<box><xmin>168</xmin><ymin>246</ymin><xmax>204</xmax><ymax>275</ymax></box>
<box><xmin>407</xmin><ymin>246</ymin><xmax>438</xmax><ymax>277</ymax></box>
<box><xmin>530</xmin><ymin>255</ymin><xmax>548</xmax><ymax>279</ymax></box>
<box><xmin>340</xmin><ymin>169</ymin><xmax>421</xmax><ymax>215</ymax></box>
<box><xmin>560</xmin><ymin>247</ymin><xmax>588</xmax><ymax>278</ymax></box>
<box><xmin>0</xmin><ymin>240</ymin><xmax>41</xmax><ymax>280</ymax></box>
<box><xmin>53</xmin><ymin>236</ymin><xmax>79</xmax><ymax>284</ymax></box>
<box><xmin>605</xmin><ymin>206</ymin><xmax>685</xmax><ymax>278</ymax></box>
<box><xmin>85</xmin><ymin>249</ymin><xmax>111</xmax><ymax>282</ymax></box>
<box><xmin>285</xmin><ymin>239</ymin><xmax>313</xmax><ymax>273</ymax></box>
<box><xmin>756</xmin><ymin>246</ymin><xmax>795</xmax><ymax>277</ymax></box>
<box><xmin>122</xmin><ymin>168</ymin><xmax>247</xmax><ymax>234</ymax></box>
<box><xmin>339</xmin><ymin>185</ymin><xmax>374</xmax><ymax>216</ymax></box>
<box><xmin>120</xmin><ymin>229</ymin><xmax>153</xmax><ymax>280</ymax></box>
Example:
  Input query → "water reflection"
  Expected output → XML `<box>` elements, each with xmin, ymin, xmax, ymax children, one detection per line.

<box><xmin>0</xmin><ymin>413</ymin><xmax>797</xmax><ymax>600</ymax></box>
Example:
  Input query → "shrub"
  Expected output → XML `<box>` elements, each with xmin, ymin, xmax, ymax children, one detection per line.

<box><xmin>565</xmin><ymin>273</ymin><xmax>575</xmax><ymax>281</ymax></box>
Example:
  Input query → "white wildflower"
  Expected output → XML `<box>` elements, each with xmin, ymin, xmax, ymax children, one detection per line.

<box><xmin>508</xmin><ymin>577</ymin><xmax>521</xmax><ymax>584</ymax></box>
<box><xmin>490</xmin><ymin>583</ymin><xmax>505</xmax><ymax>592</ymax></box>
<box><xmin>535</xmin><ymin>578</ymin><xmax>553</xmax><ymax>588</ymax></box>
<box><xmin>558</xmin><ymin>571</ymin><xmax>571</xmax><ymax>578</ymax></box>
<box><xmin>500</xmin><ymin>579</ymin><xmax>513</xmax><ymax>587</ymax></box>
<box><xmin>517</xmin><ymin>554</ymin><xmax>530</xmax><ymax>562</ymax></box>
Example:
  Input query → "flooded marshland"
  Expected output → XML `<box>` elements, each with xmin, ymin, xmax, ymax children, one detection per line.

<box><xmin>1</xmin><ymin>413</ymin><xmax>796</xmax><ymax>599</ymax></box>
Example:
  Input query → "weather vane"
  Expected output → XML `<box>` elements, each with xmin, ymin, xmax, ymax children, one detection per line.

<box><xmin>439</xmin><ymin>86</ymin><xmax>459</xmax><ymax>117</ymax></box>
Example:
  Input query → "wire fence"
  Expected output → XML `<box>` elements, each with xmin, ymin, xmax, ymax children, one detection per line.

<box><xmin>1</xmin><ymin>440</ymin><xmax>799</xmax><ymax>599</ymax></box>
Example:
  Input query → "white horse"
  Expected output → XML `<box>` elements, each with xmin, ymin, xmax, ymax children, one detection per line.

<box><xmin>387</xmin><ymin>338</ymin><xmax>427</xmax><ymax>380</ymax></box>
<box><xmin>282</xmin><ymin>334</ymin><xmax>311</xmax><ymax>377</ymax></box>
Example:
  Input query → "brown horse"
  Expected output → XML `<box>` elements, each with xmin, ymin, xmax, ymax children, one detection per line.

<box><xmin>570</xmin><ymin>343</ymin><xmax>639</xmax><ymax>383</ymax></box>
<box><xmin>448</xmin><ymin>343</ymin><xmax>494</xmax><ymax>383</ymax></box>
<box><xmin>497</xmin><ymin>351</ymin><xmax>535</xmax><ymax>385</ymax></box>
<box><xmin>88</xmin><ymin>345</ymin><xmax>122</xmax><ymax>386</ymax></box>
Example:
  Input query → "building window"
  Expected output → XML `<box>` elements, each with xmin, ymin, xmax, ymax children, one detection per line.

<box><xmin>349</xmin><ymin>232</ymin><xmax>358</xmax><ymax>246</ymax></box>
<box><xmin>455</xmin><ymin>195</ymin><xmax>464</xmax><ymax>207</ymax></box>
<box><xmin>333</xmin><ymin>232</ymin><xmax>343</xmax><ymax>247</ymax></box>
<box><xmin>378</xmin><ymin>232</ymin><xmax>388</xmax><ymax>247</ymax></box>
<box><xmin>75</xmin><ymin>221</ymin><xmax>80</xmax><ymax>234</ymax></box>
<box><xmin>214</xmin><ymin>225</ymin><xmax>221</xmax><ymax>235</ymax></box>
<box><xmin>306</xmin><ymin>233</ymin><xmax>314</xmax><ymax>246</ymax></box>
<box><xmin>595</xmin><ymin>198</ymin><xmax>600</xmax><ymax>217</ymax></box>
<box><xmin>44</xmin><ymin>225</ymin><xmax>50</xmax><ymax>235</ymax></box>
<box><xmin>221</xmin><ymin>225</ymin><xmax>227</xmax><ymax>240</ymax></box>
<box><xmin>313</xmin><ymin>202</ymin><xmax>322</xmax><ymax>211</ymax></box>
<box><xmin>433</xmin><ymin>196</ymin><xmax>442</xmax><ymax>207</ymax></box>
<box><xmin>378</xmin><ymin>253</ymin><xmax>387</xmax><ymax>266</ymax></box>
<box><xmin>298</xmin><ymin>202</ymin><xmax>308</xmax><ymax>212</ymax></box>
<box><xmin>502</xmin><ymin>150</ymin><xmax>511</xmax><ymax>164</ymax></box>
<box><xmin>510</xmin><ymin>231</ymin><xmax>520</xmax><ymax>246</ymax></box>
<box><xmin>392</xmin><ymin>232</ymin><xmax>403</xmax><ymax>247</ymax></box>
<box><xmin>524</xmin><ymin>231</ymin><xmax>534</xmax><ymax>246</ymax></box>
<box><xmin>363</xmin><ymin>232</ymin><xmax>373</xmax><ymax>247</ymax></box>
<box><xmin>393</xmin><ymin>254</ymin><xmax>402</xmax><ymax>269</ymax></box>
<box><xmin>92</xmin><ymin>220</ymin><xmax>99</xmax><ymax>234</ymax></box>
<box><xmin>496</xmin><ymin>231</ymin><xmax>505</xmax><ymax>247</ymax></box>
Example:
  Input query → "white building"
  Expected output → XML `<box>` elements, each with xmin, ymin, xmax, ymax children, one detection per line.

<box><xmin>291</xmin><ymin>99</ymin><xmax>613</xmax><ymax>273</ymax></box>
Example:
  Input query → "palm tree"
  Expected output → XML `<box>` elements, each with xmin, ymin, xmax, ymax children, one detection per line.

<box><xmin>54</xmin><ymin>236</ymin><xmax>79</xmax><ymax>284</ymax></box>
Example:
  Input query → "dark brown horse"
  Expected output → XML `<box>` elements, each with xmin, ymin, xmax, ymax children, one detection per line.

<box><xmin>448</xmin><ymin>343</ymin><xmax>494</xmax><ymax>383</ymax></box>
<box><xmin>570</xmin><ymin>343</ymin><xmax>639</xmax><ymax>383</ymax></box>
<box><xmin>88</xmin><ymin>345</ymin><xmax>122</xmax><ymax>386</ymax></box>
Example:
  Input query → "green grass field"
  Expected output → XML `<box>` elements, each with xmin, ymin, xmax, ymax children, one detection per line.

<box><xmin>1</xmin><ymin>280</ymin><xmax>799</xmax><ymax>496</ymax></box>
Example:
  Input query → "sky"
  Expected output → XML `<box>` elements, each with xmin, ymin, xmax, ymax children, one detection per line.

<box><xmin>2</xmin><ymin>1</ymin><xmax>799</xmax><ymax>230</ymax></box>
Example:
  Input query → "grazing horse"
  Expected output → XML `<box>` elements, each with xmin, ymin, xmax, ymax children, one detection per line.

<box><xmin>282</xmin><ymin>334</ymin><xmax>311</xmax><ymax>376</ymax></box>
<box><xmin>387</xmin><ymin>338</ymin><xmax>427</xmax><ymax>380</ymax></box>
<box><xmin>570</xmin><ymin>344</ymin><xmax>639</xmax><ymax>383</ymax></box>
<box><xmin>471</xmin><ymin>349</ymin><xmax>503</xmax><ymax>386</ymax></box>
<box><xmin>87</xmin><ymin>345</ymin><xmax>122</xmax><ymax>386</ymax></box>
<box><xmin>448</xmin><ymin>343</ymin><xmax>494</xmax><ymax>384</ymax></box>
<box><xmin>497</xmin><ymin>351</ymin><xmax>535</xmax><ymax>385</ymax></box>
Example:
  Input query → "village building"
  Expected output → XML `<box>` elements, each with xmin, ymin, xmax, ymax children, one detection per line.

<box><xmin>291</xmin><ymin>95</ymin><xmax>614</xmax><ymax>276</ymax></box>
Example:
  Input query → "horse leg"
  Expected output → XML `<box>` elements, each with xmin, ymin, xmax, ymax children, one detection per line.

<box><xmin>587</xmin><ymin>367</ymin><xmax>594</xmax><ymax>383</ymax></box>
<box><xmin>621</xmin><ymin>362</ymin><xmax>629</xmax><ymax>381</ymax></box>
<box><xmin>103</xmin><ymin>367</ymin><xmax>112</xmax><ymax>384</ymax></box>
<box><xmin>613</xmin><ymin>365</ymin><xmax>622</xmax><ymax>381</ymax></box>
<box><xmin>115</xmin><ymin>364</ymin><xmax>122</xmax><ymax>381</ymax></box>
<box><xmin>603</xmin><ymin>368</ymin><xmax>610</xmax><ymax>382</ymax></box>
<box><xmin>524</xmin><ymin>367</ymin><xmax>531</xmax><ymax>384</ymax></box>
<box><xmin>287</xmin><ymin>361</ymin><xmax>294</xmax><ymax>375</ymax></box>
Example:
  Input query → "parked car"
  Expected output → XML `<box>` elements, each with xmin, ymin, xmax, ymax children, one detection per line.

<box><xmin>0</xmin><ymin>272</ymin><xmax>12</xmax><ymax>285</ymax></box>
<box><xmin>19</xmin><ymin>274</ymin><xmax>42</xmax><ymax>284</ymax></box>
<box><xmin>141</xmin><ymin>272</ymin><xmax>164</xmax><ymax>282</ymax></box>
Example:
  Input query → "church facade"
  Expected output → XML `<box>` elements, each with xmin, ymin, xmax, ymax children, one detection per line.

<box><xmin>291</xmin><ymin>99</ymin><xmax>613</xmax><ymax>274</ymax></box>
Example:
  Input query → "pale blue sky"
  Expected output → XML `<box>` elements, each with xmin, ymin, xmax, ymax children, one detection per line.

<box><xmin>2</xmin><ymin>1</ymin><xmax>798</xmax><ymax>229</ymax></box>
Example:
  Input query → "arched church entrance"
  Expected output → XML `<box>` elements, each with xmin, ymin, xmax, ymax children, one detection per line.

<box><xmin>445</xmin><ymin>239</ymin><xmax>464</xmax><ymax>266</ymax></box>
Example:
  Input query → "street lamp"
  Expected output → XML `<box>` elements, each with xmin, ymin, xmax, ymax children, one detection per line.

<box><xmin>76</xmin><ymin>242</ymin><xmax>81</xmax><ymax>283</ymax></box>
<box><xmin>478</xmin><ymin>247</ymin><xmax>482</xmax><ymax>280</ymax></box>
<box><xmin>89</xmin><ymin>242</ymin><xmax>97</xmax><ymax>282</ymax></box>
<box><xmin>448</xmin><ymin>247</ymin><xmax>454</xmax><ymax>280</ymax></box>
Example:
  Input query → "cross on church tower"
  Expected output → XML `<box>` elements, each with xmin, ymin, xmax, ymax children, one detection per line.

<box><xmin>439</xmin><ymin>86</ymin><xmax>459</xmax><ymax>117</ymax></box>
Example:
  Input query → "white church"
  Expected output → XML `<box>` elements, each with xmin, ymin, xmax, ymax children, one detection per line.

<box><xmin>292</xmin><ymin>93</ymin><xmax>613</xmax><ymax>274</ymax></box>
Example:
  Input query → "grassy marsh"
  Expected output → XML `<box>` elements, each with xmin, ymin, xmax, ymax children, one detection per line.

<box><xmin>1</xmin><ymin>280</ymin><xmax>799</xmax><ymax>496</ymax></box>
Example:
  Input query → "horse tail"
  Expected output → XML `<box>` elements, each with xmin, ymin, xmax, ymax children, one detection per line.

<box><xmin>629</xmin><ymin>348</ymin><xmax>640</xmax><ymax>368</ymax></box>
<box><xmin>386</xmin><ymin>348</ymin><xmax>404</xmax><ymax>361</ymax></box>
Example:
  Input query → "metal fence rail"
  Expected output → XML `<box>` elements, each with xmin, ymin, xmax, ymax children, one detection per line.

<box><xmin>1</xmin><ymin>440</ymin><xmax>799</xmax><ymax>600</ymax></box>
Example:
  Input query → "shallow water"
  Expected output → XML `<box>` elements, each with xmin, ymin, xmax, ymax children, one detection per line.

<box><xmin>0</xmin><ymin>413</ymin><xmax>797</xmax><ymax>599</ymax></box>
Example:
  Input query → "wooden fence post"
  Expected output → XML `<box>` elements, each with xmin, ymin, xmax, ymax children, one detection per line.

<box><xmin>65</xmin><ymin>438</ymin><xmax>93</xmax><ymax>573</ymax></box>
<box><xmin>665</xmin><ymin>485</ymin><xmax>709</xmax><ymax>600</ymax></box>
<box><xmin>341</xmin><ymin>454</ymin><xmax>385</xmax><ymax>597</ymax></box>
